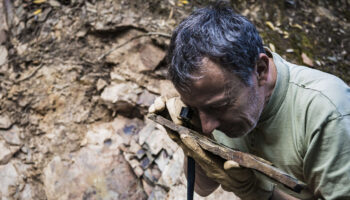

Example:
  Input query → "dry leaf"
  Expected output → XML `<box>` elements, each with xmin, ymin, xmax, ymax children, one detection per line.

<box><xmin>33</xmin><ymin>9</ymin><xmax>42</xmax><ymax>15</ymax></box>
<box><xmin>301</xmin><ymin>53</ymin><xmax>314</xmax><ymax>67</ymax></box>
<box><xmin>265</xmin><ymin>21</ymin><xmax>275</xmax><ymax>31</ymax></box>
<box><xmin>269</xmin><ymin>43</ymin><xmax>276</xmax><ymax>52</ymax></box>
<box><xmin>33</xmin><ymin>0</ymin><xmax>46</xmax><ymax>4</ymax></box>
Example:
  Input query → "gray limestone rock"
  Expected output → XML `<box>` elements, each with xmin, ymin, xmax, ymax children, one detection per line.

<box><xmin>148</xmin><ymin>185</ymin><xmax>167</xmax><ymax>200</ymax></box>
<box><xmin>0</xmin><ymin>114</ymin><xmax>12</xmax><ymax>130</ymax></box>
<box><xmin>0</xmin><ymin>162</ymin><xmax>19</xmax><ymax>198</ymax></box>
<box><xmin>0</xmin><ymin>45</ymin><xmax>7</xmax><ymax>66</ymax></box>
<box><xmin>154</xmin><ymin>150</ymin><xmax>170</xmax><ymax>172</ymax></box>
<box><xmin>43</xmin><ymin>147</ymin><xmax>146</xmax><ymax>200</ymax></box>
<box><xmin>158</xmin><ymin>148</ymin><xmax>184</xmax><ymax>188</ymax></box>
<box><xmin>0</xmin><ymin>125</ymin><xmax>22</xmax><ymax>145</ymax></box>
<box><xmin>0</xmin><ymin>140</ymin><xmax>19</xmax><ymax>165</ymax></box>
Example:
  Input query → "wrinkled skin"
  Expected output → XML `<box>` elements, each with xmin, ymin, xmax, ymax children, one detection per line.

<box><xmin>178</xmin><ymin>54</ymin><xmax>276</xmax><ymax>138</ymax></box>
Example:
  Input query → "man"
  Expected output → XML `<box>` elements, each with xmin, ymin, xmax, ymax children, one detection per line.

<box><xmin>149</xmin><ymin>4</ymin><xmax>350</xmax><ymax>200</ymax></box>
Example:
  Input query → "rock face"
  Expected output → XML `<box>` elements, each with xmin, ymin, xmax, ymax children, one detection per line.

<box><xmin>0</xmin><ymin>162</ymin><xmax>19</xmax><ymax>198</ymax></box>
<box><xmin>0</xmin><ymin>114</ymin><xmax>12</xmax><ymax>130</ymax></box>
<box><xmin>0</xmin><ymin>125</ymin><xmax>22</xmax><ymax>145</ymax></box>
<box><xmin>0</xmin><ymin>160</ymin><xmax>31</xmax><ymax>200</ymax></box>
<box><xmin>105</xmin><ymin>31</ymin><xmax>165</xmax><ymax>73</ymax></box>
<box><xmin>0</xmin><ymin>140</ymin><xmax>20</xmax><ymax>165</ymax></box>
<box><xmin>100</xmin><ymin>81</ymin><xmax>158</xmax><ymax>117</ymax></box>
<box><xmin>0</xmin><ymin>45</ymin><xmax>8</xmax><ymax>66</ymax></box>
<box><xmin>0</xmin><ymin>140</ymin><xmax>12</xmax><ymax>164</ymax></box>
<box><xmin>43</xmin><ymin>117</ymin><xmax>147</xmax><ymax>200</ymax></box>
<box><xmin>43</xmin><ymin>152</ymin><xmax>146</xmax><ymax>200</ymax></box>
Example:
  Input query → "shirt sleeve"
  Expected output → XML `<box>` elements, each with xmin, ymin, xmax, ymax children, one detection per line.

<box><xmin>303</xmin><ymin>114</ymin><xmax>350</xmax><ymax>199</ymax></box>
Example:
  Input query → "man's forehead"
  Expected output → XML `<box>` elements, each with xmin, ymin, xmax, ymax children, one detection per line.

<box><xmin>191</xmin><ymin>58</ymin><xmax>230</xmax><ymax>86</ymax></box>
<box><xmin>178</xmin><ymin>58</ymin><xmax>243</xmax><ymax>106</ymax></box>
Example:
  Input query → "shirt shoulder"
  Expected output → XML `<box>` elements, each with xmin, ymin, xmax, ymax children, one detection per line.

<box><xmin>286</xmin><ymin>61</ymin><xmax>350</xmax><ymax>116</ymax></box>
<box><xmin>281</xmin><ymin>60</ymin><xmax>350</xmax><ymax>153</ymax></box>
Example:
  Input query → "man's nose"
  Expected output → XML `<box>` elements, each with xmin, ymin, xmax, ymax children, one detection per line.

<box><xmin>198</xmin><ymin>111</ymin><xmax>220</xmax><ymax>135</ymax></box>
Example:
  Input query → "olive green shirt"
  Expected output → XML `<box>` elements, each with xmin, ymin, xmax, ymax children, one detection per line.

<box><xmin>213</xmin><ymin>51</ymin><xmax>350</xmax><ymax>199</ymax></box>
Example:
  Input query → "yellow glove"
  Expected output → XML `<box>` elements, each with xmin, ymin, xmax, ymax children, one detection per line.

<box><xmin>149</xmin><ymin>96</ymin><xmax>274</xmax><ymax>200</ymax></box>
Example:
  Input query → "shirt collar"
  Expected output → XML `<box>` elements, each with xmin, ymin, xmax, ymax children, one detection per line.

<box><xmin>258</xmin><ymin>48</ymin><xmax>290</xmax><ymax>122</ymax></box>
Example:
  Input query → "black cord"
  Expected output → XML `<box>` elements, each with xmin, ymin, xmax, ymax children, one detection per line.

<box><xmin>187</xmin><ymin>156</ymin><xmax>195</xmax><ymax>200</ymax></box>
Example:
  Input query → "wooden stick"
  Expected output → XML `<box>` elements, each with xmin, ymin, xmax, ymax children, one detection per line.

<box><xmin>148</xmin><ymin>114</ymin><xmax>306</xmax><ymax>193</ymax></box>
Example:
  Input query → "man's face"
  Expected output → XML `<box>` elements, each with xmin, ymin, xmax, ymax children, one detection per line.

<box><xmin>178</xmin><ymin>58</ymin><xmax>265</xmax><ymax>138</ymax></box>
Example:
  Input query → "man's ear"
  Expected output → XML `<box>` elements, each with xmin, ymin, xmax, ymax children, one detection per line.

<box><xmin>255</xmin><ymin>53</ymin><xmax>270</xmax><ymax>86</ymax></box>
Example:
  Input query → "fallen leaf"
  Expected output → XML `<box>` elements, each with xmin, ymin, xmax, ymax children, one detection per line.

<box><xmin>283</xmin><ymin>31</ymin><xmax>289</xmax><ymax>39</ymax></box>
<box><xmin>33</xmin><ymin>9</ymin><xmax>42</xmax><ymax>15</ymax></box>
<box><xmin>269</xmin><ymin>43</ymin><xmax>276</xmax><ymax>52</ymax></box>
<box><xmin>265</xmin><ymin>21</ymin><xmax>275</xmax><ymax>31</ymax></box>
<box><xmin>33</xmin><ymin>0</ymin><xmax>46</xmax><ymax>3</ymax></box>
<box><xmin>301</xmin><ymin>53</ymin><xmax>314</xmax><ymax>67</ymax></box>
<box><xmin>291</xmin><ymin>23</ymin><xmax>303</xmax><ymax>30</ymax></box>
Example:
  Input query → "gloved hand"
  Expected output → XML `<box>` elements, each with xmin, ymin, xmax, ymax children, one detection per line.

<box><xmin>149</xmin><ymin>96</ymin><xmax>274</xmax><ymax>200</ymax></box>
